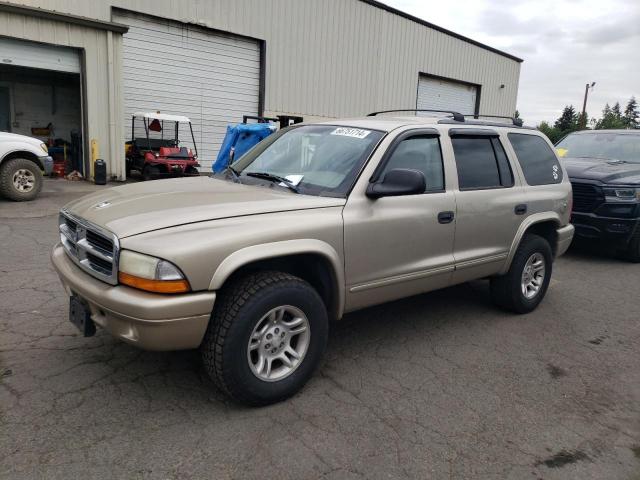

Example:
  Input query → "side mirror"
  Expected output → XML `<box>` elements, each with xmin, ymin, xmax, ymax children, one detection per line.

<box><xmin>366</xmin><ymin>168</ymin><xmax>426</xmax><ymax>199</ymax></box>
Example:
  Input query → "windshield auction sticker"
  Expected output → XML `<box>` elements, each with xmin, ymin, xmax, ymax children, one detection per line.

<box><xmin>331</xmin><ymin>127</ymin><xmax>371</xmax><ymax>139</ymax></box>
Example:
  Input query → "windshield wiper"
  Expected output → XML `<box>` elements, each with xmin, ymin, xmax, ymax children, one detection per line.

<box><xmin>224</xmin><ymin>165</ymin><xmax>241</xmax><ymax>182</ymax></box>
<box><xmin>245</xmin><ymin>172</ymin><xmax>300</xmax><ymax>193</ymax></box>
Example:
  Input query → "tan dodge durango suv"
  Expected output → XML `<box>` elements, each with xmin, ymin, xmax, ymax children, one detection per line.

<box><xmin>52</xmin><ymin>111</ymin><xmax>575</xmax><ymax>405</ymax></box>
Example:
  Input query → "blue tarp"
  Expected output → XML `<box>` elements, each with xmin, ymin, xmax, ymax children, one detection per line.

<box><xmin>212</xmin><ymin>123</ymin><xmax>276</xmax><ymax>173</ymax></box>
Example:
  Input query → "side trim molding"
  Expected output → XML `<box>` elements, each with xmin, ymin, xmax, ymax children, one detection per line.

<box><xmin>349</xmin><ymin>265</ymin><xmax>454</xmax><ymax>293</ymax></box>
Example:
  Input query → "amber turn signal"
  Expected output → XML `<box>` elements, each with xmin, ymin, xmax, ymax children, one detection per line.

<box><xmin>118</xmin><ymin>272</ymin><xmax>190</xmax><ymax>294</ymax></box>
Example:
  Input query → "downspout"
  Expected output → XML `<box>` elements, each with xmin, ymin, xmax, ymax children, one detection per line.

<box><xmin>106</xmin><ymin>30</ymin><xmax>121</xmax><ymax>180</ymax></box>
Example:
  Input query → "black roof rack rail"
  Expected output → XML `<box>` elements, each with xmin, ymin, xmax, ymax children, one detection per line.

<box><xmin>464</xmin><ymin>114</ymin><xmax>523</xmax><ymax>127</ymax></box>
<box><xmin>367</xmin><ymin>109</ymin><xmax>465</xmax><ymax>122</ymax></box>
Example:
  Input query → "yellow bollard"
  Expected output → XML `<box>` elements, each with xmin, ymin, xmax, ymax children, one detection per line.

<box><xmin>90</xmin><ymin>139</ymin><xmax>99</xmax><ymax>180</ymax></box>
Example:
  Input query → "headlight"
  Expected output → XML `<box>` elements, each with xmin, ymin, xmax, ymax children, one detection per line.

<box><xmin>118</xmin><ymin>250</ymin><xmax>190</xmax><ymax>293</ymax></box>
<box><xmin>40</xmin><ymin>143</ymin><xmax>49</xmax><ymax>154</ymax></box>
<box><xmin>603</xmin><ymin>187</ymin><xmax>640</xmax><ymax>201</ymax></box>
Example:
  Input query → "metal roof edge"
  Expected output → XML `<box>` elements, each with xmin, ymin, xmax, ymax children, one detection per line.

<box><xmin>0</xmin><ymin>1</ymin><xmax>129</xmax><ymax>34</ymax></box>
<box><xmin>359</xmin><ymin>0</ymin><xmax>524</xmax><ymax>63</ymax></box>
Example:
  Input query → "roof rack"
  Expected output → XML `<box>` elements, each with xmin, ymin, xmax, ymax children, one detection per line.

<box><xmin>367</xmin><ymin>109</ymin><xmax>465</xmax><ymax>122</ymax></box>
<box><xmin>464</xmin><ymin>115</ymin><xmax>523</xmax><ymax>127</ymax></box>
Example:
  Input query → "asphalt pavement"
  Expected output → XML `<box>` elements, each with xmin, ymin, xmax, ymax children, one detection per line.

<box><xmin>1</xmin><ymin>178</ymin><xmax>639</xmax><ymax>479</ymax></box>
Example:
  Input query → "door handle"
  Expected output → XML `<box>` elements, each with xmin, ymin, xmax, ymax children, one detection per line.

<box><xmin>515</xmin><ymin>204</ymin><xmax>528</xmax><ymax>215</ymax></box>
<box><xmin>438</xmin><ymin>211</ymin><xmax>455</xmax><ymax>224</ymax></box>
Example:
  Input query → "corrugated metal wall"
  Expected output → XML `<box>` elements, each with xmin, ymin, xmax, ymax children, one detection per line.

<box><xmin>5</xmin><ymin>0</ymin><xmax>521</xmax><ymax>119</ymax></box>
<box><xmin>0</xmin><ymin>8</ymin><xmax>126</xmax><ymax>180</ymax></box>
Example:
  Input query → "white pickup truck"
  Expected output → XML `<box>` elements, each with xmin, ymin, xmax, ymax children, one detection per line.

<box><xmin>0</xmin><ymin>132</ymin><xmax>53</xmax><ymax>201</ymax></box>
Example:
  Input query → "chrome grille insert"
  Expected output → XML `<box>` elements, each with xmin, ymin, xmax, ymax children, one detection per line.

<box><xmin>59</xmin><ymin>209</ymin><xmax>120</xmax><ymax>285</ymax></box>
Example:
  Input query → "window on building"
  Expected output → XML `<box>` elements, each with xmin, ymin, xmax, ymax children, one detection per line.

<box><xmin>379</xmin><ymin>136</ymin><xmax>444</xmax><ymax>192</ymax></box>
<box><xmin>452</xmin><ymin>136</ymin><xmax>514</xmax><ymax>190</ymax></box>
<box><xmin>508</xmin><ymin>133</ymin><xmax>563</xmax><ymax>185</ymax></box>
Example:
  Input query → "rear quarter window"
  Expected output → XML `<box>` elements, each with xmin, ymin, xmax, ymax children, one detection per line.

<box><xmin>508</xmin><ymin>133</ymin><xmax>563</xmax><ymax>185</ymax></box>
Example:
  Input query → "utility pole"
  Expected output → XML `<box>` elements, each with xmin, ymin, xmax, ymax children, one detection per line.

<box><xmin>582</xmin><ymin>82</ymin><xmax>596</xmax><ymax>127</ymax></box>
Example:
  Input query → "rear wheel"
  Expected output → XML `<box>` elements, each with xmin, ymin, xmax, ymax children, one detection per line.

<box><xmin>490</xmin><ymin>234</ymin><xmax>553</xmax><ymax>314</ymax></box>
<box><xmin>0</xmin><ymin>158</ymin><xmax>43</xmax><ymax>201</ymax></box>
<box><xmin>201</xmin><ymin>271</ymin><xmax>328</xmax><ymax>406</ymax></box>
<box><xmin>142</xmin><ymin>165</ymin><xmax>160</xmax><ymax>181</ymax></box>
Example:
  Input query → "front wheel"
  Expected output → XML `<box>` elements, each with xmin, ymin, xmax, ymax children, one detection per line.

<box><xmin>201</xmin><ymin>271</ymin><xmax>328</xmax><ymax>406</ymax></box>
<box><xmin>0</xmin><ymin>158</ymin><xmax>43</xmax><ymax>201</ymax></box>
<box><xmin>490</xmin><ymin>234</ymin><xmax>553</xmax><ymax>314</ymax></box>
<box><xmin>622</xmin><ymin>228</ymin><xmax>640</xmax><ymax>263</ymax></box>
<box><xmin>142</xmin><ymin>165</ymin><xmax>160</xmax><ymax>181</ymax></box>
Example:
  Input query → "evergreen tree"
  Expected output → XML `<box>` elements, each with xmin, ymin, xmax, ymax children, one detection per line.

<box><xmin>537</xmin><ymin>121</ymin><xmax>562</xmax><ymax>144</ymax></box>
<box><xmin>595</xmin><ymin>102</ymin><xmax>627</xmax><ymax>130</ymax></box>
<box><xmin>624</xmin><ymin>97</ymin><xmax>639</xmax><ymax>128</ymax></box>
<box><xmin>612</xmin><ymin>102</ymin><xmax>623</xmax><ymax>120</ymax></box>
<box><xmin>577</xmin><ymin>111</ymin><xmax>589</xmax><ymax>130</ymax></box>
<box><xmin>554</xmin><ymin>105</ymin><xmax>579</xmax><ymax>135</ymax></box>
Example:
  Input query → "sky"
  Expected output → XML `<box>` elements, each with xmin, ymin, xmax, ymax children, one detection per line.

<box><xmin>384</xmin><ymin>0</ymin><xmax>640</xmax><ymax>126</ymax></box>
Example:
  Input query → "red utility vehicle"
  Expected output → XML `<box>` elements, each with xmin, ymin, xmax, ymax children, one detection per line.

<box><xmin>125</xmin><ymin>112</ymin><xmax>200</xmax><ymax>180</ymax></box>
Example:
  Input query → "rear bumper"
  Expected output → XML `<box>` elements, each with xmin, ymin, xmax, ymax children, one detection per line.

<box><xmin>571</xmin><ymin>212</ymin><xmax>639</xmax><ymax>247</ymax></box>
<box><xmin>51</xmin><ymin>243</ymin><xmax>215</xmax><ymax>351</ymax></box>
<box><xmin>556</xmin><ymin>224</ymin><xmax>575</xmax><ymax>257</ymax></box>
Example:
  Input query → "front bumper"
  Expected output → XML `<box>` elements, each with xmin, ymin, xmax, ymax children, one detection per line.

<box><xmin>51</xmin><ymin>243</ymin><xmax>216</xmax><ymax>351</ymax></box>
<box><xmin>40</xmin><ymin>155</ymin><xmax>53</xmax><ymax>175</ymax></box>
<box><xmin>555</xmin><ymin>224</ymin><xmax>575</xmax><ymax>257</ymax></box>
<box><xmin>571</xmin><ymin>212</ymin><xmax>639</xmax><ymax>247</ymax></box>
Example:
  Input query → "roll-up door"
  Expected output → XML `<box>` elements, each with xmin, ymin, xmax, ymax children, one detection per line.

<box><xmin>0</xmin><ymin>37</ymin><xmax>80</xmax><ymax>73</ymax></box>
<box><xmin>417</xmin><ymin>75</ymin><xmax>478</xmax><ymax>116</ymax></box>
<box><xmin>115</xmin><ymin>11</ymin><xmax>261</xmax><ymax>171</ymax></box>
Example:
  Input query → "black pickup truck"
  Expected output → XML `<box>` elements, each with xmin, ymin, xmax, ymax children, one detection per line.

<box><xmin>557</xmin><ymin>129</ymin><xmax>640</xmax><ymax>261</ymax></box>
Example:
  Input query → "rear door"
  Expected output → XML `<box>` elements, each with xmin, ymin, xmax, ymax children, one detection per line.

<box><xmin>448</xmin><ymin>129</ymin><xmax>527</xmax><ymax>283</ymax></box>
<box><xmin>506</xmin><ymin>131</ymin><xmax>569</xmax><ymax>225</ymax></box>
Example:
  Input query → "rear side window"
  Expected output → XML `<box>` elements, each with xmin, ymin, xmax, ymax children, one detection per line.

<box><xmin>508</xmin><ymin>133</ymin><xmax>562</xmax><ymax>185</ymax></box>
<box><xmin>379</xmin><ymin>136</ymin><xmax>444</xmax><ymax>192</ymax></box>
<box><xmin>451</xmin><ymin>136</ymin><xmax>514</xmax><ymax>190</ymax></box>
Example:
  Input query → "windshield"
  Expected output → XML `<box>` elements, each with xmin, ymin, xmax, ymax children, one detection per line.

<box><xmin>230</xmin><ymin>125</ymin><xmax>385</xmax><ymax>196</ymax></box>
<box><xmin>556</xmin><ymin>133</ymin><xmax>640</xmax><ymax>163</ymax></box>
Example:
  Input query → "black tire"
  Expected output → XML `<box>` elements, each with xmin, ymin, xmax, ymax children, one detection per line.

<box><xmin>622</xmin><ymin>227</ymin><xmax>640</xmax><ymax>263</ymax></box>
<box><xmin>125</xmin><ymin>160</ymin><xmax>132</xmax><ymax>178</ymax></box>
<box><xmin>201</xmin><ymin>271</ymin><xmax>328</xmax><ymax>406</ymax></box>
<box><xmin>490</xmin><ymin>234</ymin><xmax>553</xmax><ymax>314</ymax></box>
<box><xmin>142</xmin><ymin>165</ymin><xmax>160</xmax><ymax>181</ymax></box>
<box><xmin>185</xmin><ymin>166</ymin><xmax>199</xmax><ymax>176</ymax></box>
<box><xmin>0</xmin><ymin>158</ymin><xmax>43</xmax><ymax>201</ymax></box>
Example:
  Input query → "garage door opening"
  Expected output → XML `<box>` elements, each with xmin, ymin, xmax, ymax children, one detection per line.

<box><xmin>0</xmin><ymin>39</ymin><xmax>84</xmax><ymax>176</ymax></box>
<box><xmin>417</xmin><ymin>74</ymin><xmax>479</xmax><ymax>117</ymax></box>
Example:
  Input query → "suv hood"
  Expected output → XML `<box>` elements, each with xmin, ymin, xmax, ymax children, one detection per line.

<box><xmin>64</xmin><ymin>176</ymin><xmax>345</xmax><ymax>238</ymax></box>
<box><xmin>561</xmin><ymin>157</ymin><xmax>640</xmax><ymax>185</ymax></box>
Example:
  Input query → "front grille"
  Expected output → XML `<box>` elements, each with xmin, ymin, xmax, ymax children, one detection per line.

<box><xmin>59</xmin><ymin>210</ymin><xmax>119</xmax><ymax>285</ymax></box>
<box><xmin>86</xmin><ymin>230</ymin><xmax>114</xmax><ymax>254</ymax></box>
<box><xmin>571</xmin><ymin>182</ymin><xmax>604</xmax><ymax>213</ymax></box>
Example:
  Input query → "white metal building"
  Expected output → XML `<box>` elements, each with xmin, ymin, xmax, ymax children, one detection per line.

<box><xmin>0</xmin><ymin>0</ymin><xmax>522</xmax><ymax>179</ymax></box>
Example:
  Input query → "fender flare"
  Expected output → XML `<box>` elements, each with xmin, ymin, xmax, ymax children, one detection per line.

<box><xmin>500</xmin><ymin>212</ymin><xmax>561</xmax><ymax>275</ymax></box>
<box><xmin>1</xmin><ymin>148</ymin><xmax>44</xmax><ymax>169</ymax></box>
<box><xmin>208</xmin><ymin>239</ymin><xmax>345</xmax><ymax>318</ymax></box>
